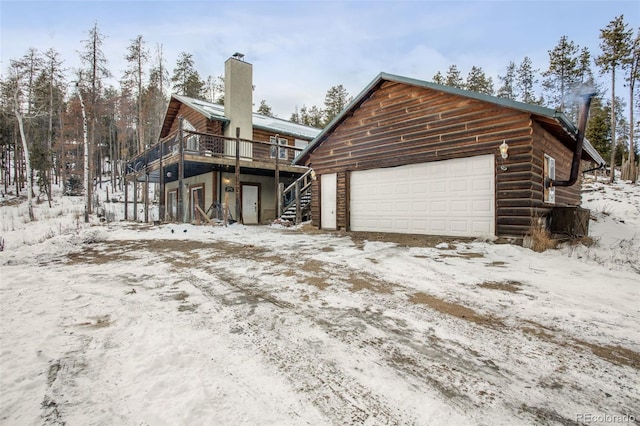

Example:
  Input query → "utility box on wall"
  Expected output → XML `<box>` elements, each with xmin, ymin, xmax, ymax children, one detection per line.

<box><xmin>548</xmin><ymin>207</ymin><xmax>590</xmax><ymax>237</ymax></box>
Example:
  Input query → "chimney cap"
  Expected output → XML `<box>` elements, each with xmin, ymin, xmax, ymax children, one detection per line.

<box><xmin>232</xmin><ymin>52</ymin><xmax>245</xmax><ymax>61</ymax></box>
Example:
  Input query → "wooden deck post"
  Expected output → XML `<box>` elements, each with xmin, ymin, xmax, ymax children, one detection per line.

<box><xmin>124</xmin><ymin>175</ymin><xmax>128</xmax><ymax>220</ymax></box>
<box><xmin>133</xmin><ymin>179</ymin><xmax>138</xmax><ymax>222</ymax></box>
<box><xmin>235</xmin><ymin>127</ymin><xmax>241</xmax><ymax>223</ymax></box>
<box><xmin>178</xmin><ymin>117</ymin><xmax>185</xmax><ymax>223</ymax></box>
<box><xmin>159</xmin><ymin>138</ymin><xmax>165</xmax><ymax>222</ymax></box>
<box><xmin>275</xmin><ymin>134</ymin><xmax>280</xmax><ymax>218</ymax></box>
<box><xmin>144</xmin><ymin>171</ymin><xmax>149</xmax><ymax>223</ymax></box>
<box><xmin>295</xmin><ymin>178</ymin><xmax>301</xmax><ymax>224</ymax></box>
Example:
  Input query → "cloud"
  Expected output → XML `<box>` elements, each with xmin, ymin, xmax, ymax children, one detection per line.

<box><xmin>2</xmin><ymin>0</ymin><xmax>638</xmax><ymax>119</ymax></box>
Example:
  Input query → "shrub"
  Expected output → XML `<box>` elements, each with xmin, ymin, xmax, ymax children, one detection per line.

<box><xmin>64</xmin><ymin>176</ymin><xmax>83</xmax><ymax>196</ymax></box>
<box><xmin>523</xmin><ymin>218</ymin><xmax>558</xmax><ymax>252</ymax></box>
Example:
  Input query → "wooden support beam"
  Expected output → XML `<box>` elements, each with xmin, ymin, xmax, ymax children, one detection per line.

<box><xmin>195</xmin><ymin>204</ymin><xmax>212</xmax><ymax>224</ymax></box>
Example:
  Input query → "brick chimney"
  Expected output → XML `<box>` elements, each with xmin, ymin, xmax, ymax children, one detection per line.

<box><xmin>224</xmin><ymin>53</ymin><xmax>253</xmax><ymax>140</ymax></box>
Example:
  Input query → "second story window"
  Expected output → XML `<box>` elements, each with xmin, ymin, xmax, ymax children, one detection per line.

<box><xmin>183</xmin><ymin>119</ymin><xmax>199</xmax><ymax>151</ymax></box>
<box><xmin>270</xmin><ymin>136</ymin><xmax>288</xmax><ymax>160</ymax></box>
<box><xmin>294</xmin><ymin>138</ymin><xmax>308</xmax><ymax>160</ymax></box>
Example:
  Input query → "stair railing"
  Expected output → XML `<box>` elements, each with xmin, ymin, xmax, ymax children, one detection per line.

<box><xmin>281</xmin><ymin>168</ymin><xmax>314</xmax><ymax>223</ymax></box>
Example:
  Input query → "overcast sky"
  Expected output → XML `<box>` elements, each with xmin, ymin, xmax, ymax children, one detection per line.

<box><xmin>1</xmin><ymin>1</ymin><xmax>638</xmax><ymax>118</ymax></box>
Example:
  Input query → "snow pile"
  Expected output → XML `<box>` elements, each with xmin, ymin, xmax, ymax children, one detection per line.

<box><xmin>1</xmin><ymin>179</ymin><xmax>638</xmax><ymax>425</ymax></box>
<box><xmin>563</xmin><ymin>178</ymin><xmax>640</xmax><ymax>272</ymax></box>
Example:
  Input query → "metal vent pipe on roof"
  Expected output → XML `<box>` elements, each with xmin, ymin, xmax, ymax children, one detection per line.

<box><xmin>552</xmin><ymin>93</ymin><xmax>596</xmax><ymax>188</ymax></box>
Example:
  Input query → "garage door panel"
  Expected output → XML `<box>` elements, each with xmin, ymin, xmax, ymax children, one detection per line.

<box><xmin>451</xmin><ymin>221</ymin><xmax>469</xmax><ymax>232</ymax></box>
<box><xmin>473</xmin><ymin>199</ymin><xmax>493</xmax><ymax>212</ymax></box>
<box><xmin>473</xmin><ymin>221</ymin><xmax>492</xmax><ymax>233</ymax></box>
<box><xmin>473</xmin><ymin>179</ymin><xmax>492</xmax><ymax>191</ymax></box>
<box><xmin>451</xmin><ymin>200</ymin><xmax>468</xmax><ymax>212</ymax></box>
<box><xmin>413</xmin><ymin>201</ymin><xmax>427</xmax><ymax>212</ymax></box>
<box><xmin>350</xmin><ymin>155</ymin><xmax>495</xmax><ymax>237</ymax></box>
<box><xmin>413</xmin><ymin>183</ymin><xmax>428</xmax><ymax>194</ymax></box>
<box><xmin>430</xmin><ymin>181</ymin><xmax>447</xmax><ymax>192</ymax></box>
<box><xmin>451</xmin><ymin>179</ymin><xmax>468</xmax><ymax>192</ymax></box>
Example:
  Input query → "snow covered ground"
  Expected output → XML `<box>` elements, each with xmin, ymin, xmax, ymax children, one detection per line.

<box><xmin>0</xmin><ymin>177</ymin><xmax>638</xmax><ymax>425</ymax></box>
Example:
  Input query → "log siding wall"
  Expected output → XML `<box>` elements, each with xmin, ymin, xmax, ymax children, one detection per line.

<box><xmin>167</xmin><ymin>104</ymin><xmax>224</xmax><ymax>136</ymax></box>
<box><xmin>308</xmin><ymin>81</ymin><xmax>579</xmax><ymax>237</ymax></box>
<box><xmin>530</xmin><ymin>121</ymin><xmax>582</xmax><ymax>222</ymax></box>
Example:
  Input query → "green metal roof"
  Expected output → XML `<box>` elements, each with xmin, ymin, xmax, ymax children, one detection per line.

<box><xmin>294</xmin><ymin>72</ymin><xmax>605</xmax><ymax>166</ymax></box>
<box><xmin>171</xmin><ymin>94</ymin><xmax>320</xmax><ymax>140</ymax></box>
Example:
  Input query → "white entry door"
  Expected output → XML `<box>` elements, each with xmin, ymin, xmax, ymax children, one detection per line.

<box><xmin>321</xmin><ymin>173</ymin><xmax>337</xmax><ymax>230</ymax></box>
<box><xmin>242</xmin><ymin>185</ymin><xmax>259</xmax><ymax>224</ymax></box>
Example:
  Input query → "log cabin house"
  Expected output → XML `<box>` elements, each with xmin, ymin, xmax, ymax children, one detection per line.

<box><xmin>294</xmin><ymin>73</ymin><xmax>605</xmax><ymax>240</ymax></box>
<box><xmin>126</xmin><ymin>55</ymin><xmax>320</xmax><ymax>224</ymax></box>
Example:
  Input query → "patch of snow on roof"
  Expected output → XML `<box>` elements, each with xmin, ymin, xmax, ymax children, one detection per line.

<box><xmin>180</xmin><ymin>95</ymin><xmax>320</xmax><ymax>139</ymax></box>
<box><xmin>252</xmin><ymin>114</ymin><xmax>321</xmax><ymax>139</ymax></box>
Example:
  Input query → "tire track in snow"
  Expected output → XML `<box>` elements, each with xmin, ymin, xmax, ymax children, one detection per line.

<box><xmin>182</xmin><ymin>266</ymin><xmax>419</xmax><ymax>425</ymax></box>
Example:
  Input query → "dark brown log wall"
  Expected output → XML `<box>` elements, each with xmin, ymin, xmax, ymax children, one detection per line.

<box><xmin>252</xmin><ymin>129</ymin><xmax>274</xmax><ymax>160</ymax></box>
<box><xmin>337</xmin><ymin>171</ymin><xmax>348</xmax><ymax>229</ymax></box>
<box><xmin>308</xmin><ymin>81</ymin><xmax>542</xmax><ymax>236</ymax></box>
<box><xmin>532</xmin><ymin>121</ymin><xmax>581</xmax><ymax>207</ymax></box>
<box><xmin>253</xmin><ymin>129</ymin><xmax>309</xmax><ymax>163</ymax></box>
<box><xmin>310</xmin><ymin>179</ymin><xmax>320</xmax><ymax>226</ymax></box>
<box><xmin>308</xmin><ymin>82</ymin><xmax>533</xmax><ymax>175</ymax></box>
<box><xmin>165</xmin><ymin>104</ymin><xmax>225</xmax><ymax>137</ymax></box>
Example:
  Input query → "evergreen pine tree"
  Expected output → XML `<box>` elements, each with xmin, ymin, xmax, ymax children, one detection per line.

<box><xmin>289</xmin><ymin>106</ymin><xmax>300</xmax><ymax>124</ymax></box>
<box><xmin>542</xmin><ymin>36</ymin><xmax>580</xmax><ymax>112</ymax></box>
<box><xmin>497</xmin><ymin>62</ymin><xmax>517</xmax><ymax>100</ymax></box>
<box><xmin>123</xmin><ymin>35</ymin><xmax>149</xmax><ymax>154</ymax></box>
<box><xmin>432</xmin><ymin>71</ymin><xmax>445</xmax><ymax>85</ymax></box>
<box><xmin>444</xmin><ymin>65</ymin><xmax>464</xmax><ymax>88</ymax></box>
<box><xmin>257</xmin><ymin>100</ymin><xmax>273</xmax><ymax>117</ymax></box>
<box><xmin>595</xmin><ymin>15</ymin><xmax>633</xmax><ymax>181</ymax></box>
<box><xmin>79</xmin><ymin>21</ymin><xmax>111</xmax><ymax>212</ymax></box>
<box><xmin>516</xmin><ymin>56</ymin><xmax>539</xmax><ymax>104</ymax></box>
<box><xmin>308</xmin><ymin>105</ymin><xmax>324</xmax><ymax>128</ymax></box>
<box><xmin>143</xmin><ymin>44</ymin><xmax>169</xmax><ymax>151</ymax></box>
<box><xmin>323</xmin><ymin>85</ymin><xmax>351</xmax><ymax>126</ymax></box>
<box><xmin>31</xmin><ymin>49</ymin><xmax>65</xmax><ymax>203</ymax></box>
<box><xmin>585</xmin><ymin>96</ymin><xmax>611</xmax><ymax>160</ymax></box>
<box><xmin>623</xmin><ymin>29</ymin><xmax>639</xmax><ymax>182</ymax></box>
<box><xmin>171</xmin><ymin>52</ymin><xmax>205</xmax><ymax>99</ymax></box>
<box><xmin>465</xmin><ymin>66</ymin><xmax>494</xmax><ymax>94</ymax></box>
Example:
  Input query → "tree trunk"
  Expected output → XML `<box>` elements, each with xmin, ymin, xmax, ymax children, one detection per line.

<box><xmin>610</xmin><ymin>69</ymin><xmax>616</xmax><ymax>183</ymax></box>
<box><xmin>629</xmin><ymin>82</ymin><xmax>636</xmax><ymax>183</ymax></box>
<box><xmin>78</xmin><ymin>89</ymin><xmax>90</xmax><ymax>223</ymax></box>
<box><xmin>14</xmin><ymin>101</ymin><xmax>34</xmax><ymax>221</ymax></box>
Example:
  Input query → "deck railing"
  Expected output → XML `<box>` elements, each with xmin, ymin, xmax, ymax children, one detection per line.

<box><xmin>127</xmin><ymin>130</ymin><xmax>306</xmax><ymax>173</ymax></box>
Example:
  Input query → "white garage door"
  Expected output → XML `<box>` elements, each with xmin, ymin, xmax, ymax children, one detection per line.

<box><xmin>350</xmin><ymin>155</ymin><xmax>495</xmax><ymax>237</ymax></box>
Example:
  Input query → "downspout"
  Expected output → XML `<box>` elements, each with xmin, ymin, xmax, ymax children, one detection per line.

<box><xmin>552</xmin><ymin>93</ymin><xmax>595</xmax><ymax>187</ymax></box>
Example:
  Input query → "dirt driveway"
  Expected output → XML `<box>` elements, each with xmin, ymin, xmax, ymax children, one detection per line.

<box><xmin>59</xmin><ymin>224</ymin><xmax>640</xmax><ymax>425</ymax></box>
<box><xmin>2</xmin><ymin>223</ymin><xmax>637</xmax><ymax>425</ymax></box>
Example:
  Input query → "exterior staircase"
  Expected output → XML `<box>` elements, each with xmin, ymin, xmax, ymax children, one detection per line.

<box><xmin>279</xmin><ymin>169</ymin><xmax>314</xmax><ymax>224</ymax></box>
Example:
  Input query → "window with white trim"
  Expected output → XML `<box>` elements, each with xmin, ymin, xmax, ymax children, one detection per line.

<box><xmin>269</xmin><ymin>136</ymin><xmax>288</xmax><ymax>160</ymax></box>
<box><xmin>294</xmin><ymin>138</ymin><xmax>308</xmax><ymax>159</ymax></box>
<box><xmin>183</xmin><ymin>119</ymin><xmax>199</xmax><ymax>151</ymax></box>
<box><xmin>544</xmin><ymin>154</ymin><xmax>556</xmax><ymax>204</ymax></box>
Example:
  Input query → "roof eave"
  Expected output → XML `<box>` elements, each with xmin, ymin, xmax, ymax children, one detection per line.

<box><xmin>295</xmin><ymin>72</ymin><xmax>607</xmax><ymax>167</ymax></box>
<box><xmin>294</xmin><ymin>73</ymin><xmax>387</xmax><ymax>165</ymax></box>
<box><xmin>252</xmin><ymin>124</ymin><xmax>315</xmax><ymax>140</ymax></box>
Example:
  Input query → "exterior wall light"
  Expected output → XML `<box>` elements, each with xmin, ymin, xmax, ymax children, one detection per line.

<box><xmin>310</xmin><ymin>170</ymin><xmax>317</xmax><ymax>181</ymax></box>
<box><xmin>500</xmin><ymin>140</ymin><xmax>509</xmax><ymax>159</ymax></box>
<box><xmin>499</xmin><ymin>141</ymin><xmax>509</xmax><ymax>171</ymax></box>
